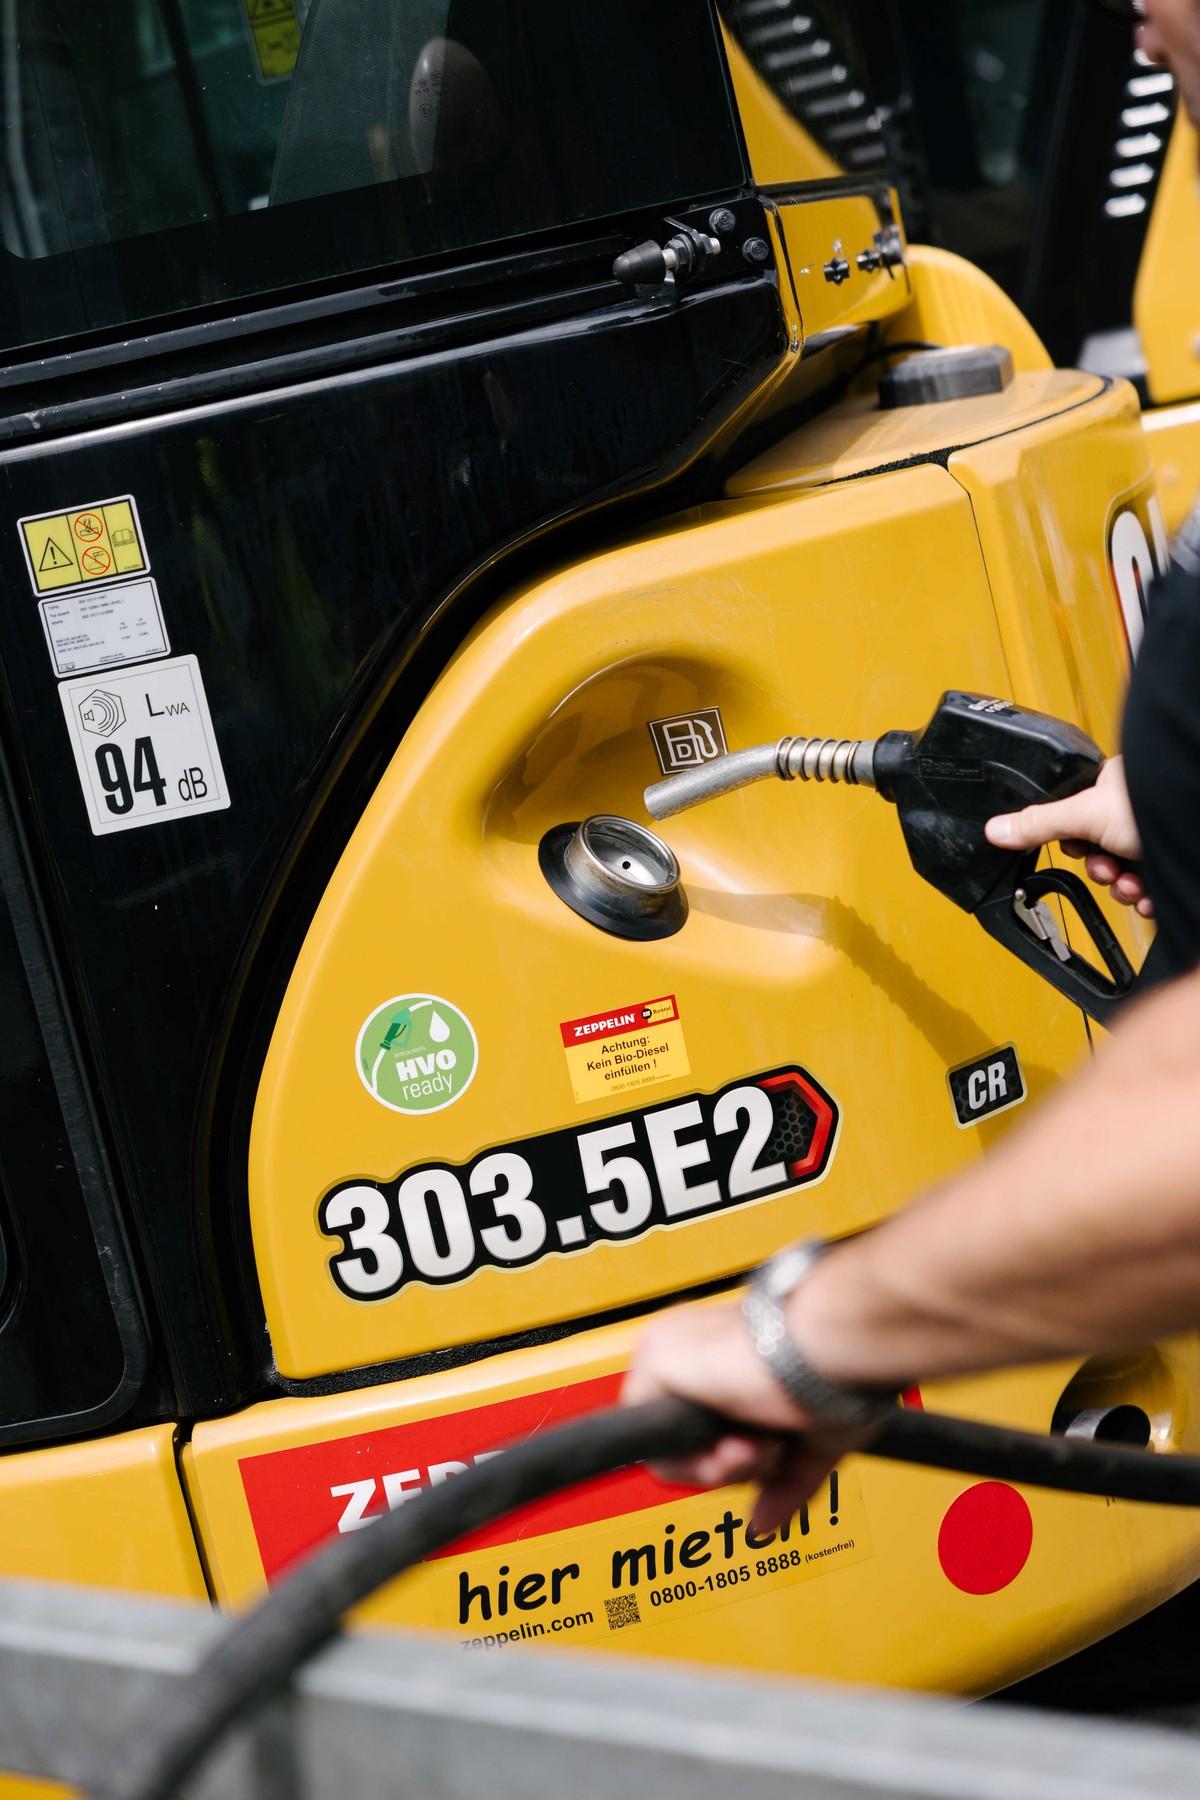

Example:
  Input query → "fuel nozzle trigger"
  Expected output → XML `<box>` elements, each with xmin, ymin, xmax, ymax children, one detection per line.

<box><xmin>976</xmin><ymin>866</ymin><xmax>1133</xmax><ymax>1025</ymax></box>
<box><xmin>870</xmin><ymin>692</ymin><xmax>1134</xmax><ymax>1025</ymax></box>
<box><xmin>644</xmin><ymin>690</ymin><xmax>1138</xmax><ymax>1026</ymax></box>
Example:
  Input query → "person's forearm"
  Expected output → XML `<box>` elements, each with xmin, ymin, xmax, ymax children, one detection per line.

<box><xmin>794</xmin><ymin>966</ymin><xmax>1200</xmax><ymax>1389</ymax></box>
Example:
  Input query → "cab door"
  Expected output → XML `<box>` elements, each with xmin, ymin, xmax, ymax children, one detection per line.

<box><xmin>0</xmin><ymin>0</ymin><xmax>786</xmax><ymax>1442</ymax></box>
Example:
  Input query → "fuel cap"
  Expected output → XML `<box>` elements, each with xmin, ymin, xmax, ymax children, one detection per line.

<box><xmin>539</xmin><ymin>815</ymin><xmax>687</xmax><ymax>940</ymax></box>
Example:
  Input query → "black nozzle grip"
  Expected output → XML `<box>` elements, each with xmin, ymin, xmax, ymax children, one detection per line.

<box><xmin>975</xmin><ymin>867</ymin><xmax>1136</xmax><ymax>1028</ymax></box>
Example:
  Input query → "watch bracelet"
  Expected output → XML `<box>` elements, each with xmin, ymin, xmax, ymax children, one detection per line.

<box><xmin>742</xmin><ymin>1245</ymin><xmax>897</xmax><ymax>1429</ymax></box>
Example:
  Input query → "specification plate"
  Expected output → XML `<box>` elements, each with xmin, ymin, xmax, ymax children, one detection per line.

<box><xmin>39</xmin><ymin>578</ymin><xmax>169</xmax><ymax>677</ymax></box>
<box><xmin>57</xmin><ymin>655</ymin><xmax>231</xmax><ymax>836</ymax></box>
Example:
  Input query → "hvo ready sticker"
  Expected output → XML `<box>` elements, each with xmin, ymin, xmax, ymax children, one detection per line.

<box><xmin>357</xmin><ymin>994</ymin><xmax>478</xmax><ymax>1115</ymax></box>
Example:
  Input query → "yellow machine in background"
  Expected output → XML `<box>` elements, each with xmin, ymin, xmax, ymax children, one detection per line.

<box><xmin>1137</xmin><ymin>112</ymin><xmax>1200</xmax><ymax>529</ymax></box>
<box><xmin>0</xmin><ymin>0</ymin><xmax>1196</xmax><ymax>1746</ymax></box>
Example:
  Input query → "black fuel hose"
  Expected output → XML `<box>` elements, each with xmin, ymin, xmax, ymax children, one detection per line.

<box><xmin>92</xmin><ymin>1397</ymin><xmax>1200</xmax><ymax>1800</ymax></box>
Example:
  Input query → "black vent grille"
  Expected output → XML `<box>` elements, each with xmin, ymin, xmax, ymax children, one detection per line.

<box><xmin>761</xmin><ymin>1080</ymin><xmax>818</xmax><ymax>1170</ymax></box>
<box><xmin>1102</xmin><ymin>50</ymin><xmax>1174</xmax><ymax>225</ymax></box>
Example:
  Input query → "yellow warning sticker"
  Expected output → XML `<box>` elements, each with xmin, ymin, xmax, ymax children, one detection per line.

<box><xmin>559</xmin><ymin>994</ymin><xmax>690</xmax><ymax>1105</ymax></box>
<box><xmin>19</xmin><ymin>496</ymin><xmax>149</xmax><ymax>595</ymax></box>
<box><xmin>241</xmin><ymin>0</ymin><xmax>301</xmax><ymax>82</ymax></box>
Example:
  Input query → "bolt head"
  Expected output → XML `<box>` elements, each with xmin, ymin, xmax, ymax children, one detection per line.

<box><xmin>709</xmin><ymin>207</ymin><xmax>737</xmax><ymax>235</ymax></box>
<box><xmin>742</xmin><ymin>236</ymin><xmax>770</xmax><ymax>265</ymax></box>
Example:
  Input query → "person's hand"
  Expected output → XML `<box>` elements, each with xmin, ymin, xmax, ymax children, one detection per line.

<box><xmin>621</xmin><ymin>1300</ymin><xmax>868</xmax><ymax>1530</ymax></box>
<box><xmin>985</xmin><ymin>755</ymin><xmax>1153</xmax><ymax>917</ymax></box>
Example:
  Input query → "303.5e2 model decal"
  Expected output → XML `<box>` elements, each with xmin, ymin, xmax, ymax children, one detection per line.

<box><xmin>318</xmin><ymin>1067</ymin><xmax>839</xmax><ymax>1302</ymax></box>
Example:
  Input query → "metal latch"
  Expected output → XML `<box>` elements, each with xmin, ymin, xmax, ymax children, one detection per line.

<box><xmin>1013</xmin><ymin>888</ymin><xmax>1071</xmax><ymax>963</ymax></box>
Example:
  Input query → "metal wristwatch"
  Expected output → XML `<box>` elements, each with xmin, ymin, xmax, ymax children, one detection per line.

<box><xmin>742</xmin><ymin>1240</ymin><xmax>896</xmax><ymax>1429</ymax></box>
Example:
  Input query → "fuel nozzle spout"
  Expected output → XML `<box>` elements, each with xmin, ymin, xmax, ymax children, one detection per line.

<box><xmin>644</xmin><ymin>690</ymin><xmax>1137</xmax><ymax>1027</ymax></box>
<box><xmin>645</xmin><ymin>736</ymin><xmax>877</xmax><ymax>820</ymax></box>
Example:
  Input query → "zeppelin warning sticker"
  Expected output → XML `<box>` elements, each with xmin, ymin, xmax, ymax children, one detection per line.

<box><xmin>39</xmin><ymin>578</ymin><xmax>169</xmax><ymax>678</ymax></box>
<box><xmin>238</xmin><ymin>1373</ymin><xmax>872</xmax><ymax>1646</ymax></box>
<box><xmin>57</xmin><ymin>654</ymin><xmax>230</xmax><ymax>836</ymax></box>
<box><xmin>19</xmin><ymin>495</ymin><xmax>149</xmax><ymax>594</ymax></box>
<box><xmin>559</xmin><ymin>994</ymin><xmax>689</xmax><ymax>1104</ymax></box>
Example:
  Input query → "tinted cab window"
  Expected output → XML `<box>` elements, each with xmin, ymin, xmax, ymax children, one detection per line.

<box><xmin>0</xmin><ymin>0</ymin><xmax>746</xmax><ymax>353</ymax></box>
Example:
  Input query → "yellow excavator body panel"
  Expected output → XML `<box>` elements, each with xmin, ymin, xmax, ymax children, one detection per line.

<box><xmin>0</xmin><ymin>1427</ymin><xmax>207</xmax><ymax>1796</ymax></box>
<box><xmin>1144</xmin><ymin>402</ymin><xmax>1200</xmax><ymax>533</ymax></box>
<box><xmin>250</xmin><ymin>454</ymin><xmax>1086</xmax><ymax>1383</ymax></box>
<box><xmin>720</xmin><ymin>22</ymin><xmax>841</xmax><ymax>187</ymax></box>
<box><xmin>7</xmin><ymin>11</ymin><xmax>1200</xmax><ymax>1730</ymax></box>
<box><xmin>884</xmin><ymin>245</ymin><xmax>1053</xmax><ymax>377</ymax></box>
<box><xmin>1136</xmin><ymin>113</ymin><xmax>1200</xmax><ymax>409</ymax></box>
<box><xmin>1132</xmin><ymin>110</ymin><xmax>1200</xmax><ymax>533</ymax></box>
<box><xmin>185</xmin><ymin>1311</ymin><xmax>1200</xmax><ymax>1695</ymax></box>
<box><xmin>198</xmin><ymin>365</ymin><xmax>1194</xmax><ymax>1695</ymax></box>
<box><xmin>768</xmin><ymin>192</ymin><xmax>912</xmax><ymax>343</ymax></box>
<box><xmin>0</xmin><ymin>1425</ymin><xmax>206</xmax><ymax>1599</ymax></box>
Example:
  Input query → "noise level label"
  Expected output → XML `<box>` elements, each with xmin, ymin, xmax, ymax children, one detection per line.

<box><xmin>559</xmin><ymin>994</ymin><xmax>689</xmax><ymax>1105</ymax></box>
<box><xmin>238</xmin><ymin>1372</ymin><xmax>873</xmax><ymax>1648</ymax></box>
<box><xmin>57</xmin><ymin>655</ymin><xmax>231</xmax><ymax>836</ymax></box>
<box><xmin>19</xmin><ymin>495</ymin><xmax>149</xmax><ymax>594</ymax></box>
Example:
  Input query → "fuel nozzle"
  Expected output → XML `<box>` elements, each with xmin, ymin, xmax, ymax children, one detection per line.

<box><xmin>645</xmin><ymin>691</ymin><xmax>1136</xmax><ymax>1026</ymax></box>
<box><xmin>646</xmin><ymin>734</ymin><xmax>878</xmax><ymax>819</ymax></box>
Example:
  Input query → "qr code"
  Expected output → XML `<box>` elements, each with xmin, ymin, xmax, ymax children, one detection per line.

<box><xmin>604</xmin><ymin>1594</ymin><xmax>642</xmax><ymax>1631</ymax></box>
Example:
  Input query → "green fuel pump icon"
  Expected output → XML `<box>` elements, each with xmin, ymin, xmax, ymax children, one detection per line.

<box><xmin>357</xmin><ymin>993</ymin><xmax>478</xmax><ymax>1114</ymax></box>
<box><xmin>368</xmin><ymin>1008</ymin><xmax>413</xmax><ymax>1095</ymax></box>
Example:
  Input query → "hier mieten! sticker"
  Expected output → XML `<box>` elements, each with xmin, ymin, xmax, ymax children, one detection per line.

<box><xmin>238</xmin><ymin>1373</ymin><xmax>873</xmax><ymax>1647</ymax></box>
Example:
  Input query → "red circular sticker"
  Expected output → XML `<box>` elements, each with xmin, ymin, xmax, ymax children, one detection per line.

<box><xmin>937</xmin><ymin>1482</ymin><xmax>1033</xmax><ymax>1595</ymax></box>
<box><xmin>81</xmin><ymin>545</ymin><xmax>111</xmax><ymax>576</ymax></box>
<box><xmin>73</xmin><ymin>513</ymin><xmax>103</xmax><ymax>541</ymax></box>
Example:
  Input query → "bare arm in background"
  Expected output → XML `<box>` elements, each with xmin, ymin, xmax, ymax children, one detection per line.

<box><xmin>628</xmin><ymin>0</ymin><xmax>1200</xmax><ymax>1524</ymax></box>
<box><xmin>623</xmin><ymin>761</ymin><xmax>1200</xmax><ymax>1525</ymax></box>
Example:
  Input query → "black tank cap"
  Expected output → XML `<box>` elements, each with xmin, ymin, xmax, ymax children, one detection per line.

<box><xmin>879</xmin><ymin>344</ymin><xmax>1015</xmax><ymax>409</ymax></box>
